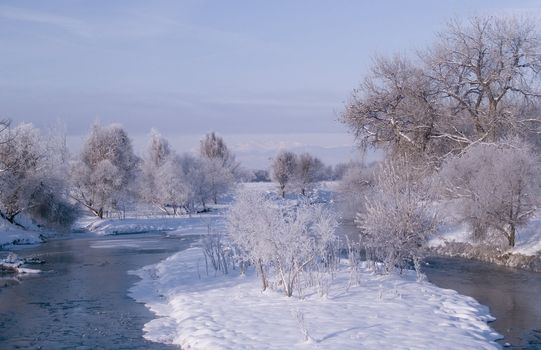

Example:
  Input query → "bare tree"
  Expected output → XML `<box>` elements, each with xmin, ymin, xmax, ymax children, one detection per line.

<box><xmin>70</xmin><ymin>123</ymin><xmax>139</xmax><ymax>218</ymax></box>
<box><xmin>439</xmin><ymin>139</ymin><xmax>540</xmax><ymax>247</ymax></box>
<box><xmin>342</xmin><ymin>16</ymin><xmax>541</xmax><ymax>166</ymax></box>
<box><xmin>271</xmin><ymin>150</ymin><xmax>297</xmax><ymax>197</ymax></box>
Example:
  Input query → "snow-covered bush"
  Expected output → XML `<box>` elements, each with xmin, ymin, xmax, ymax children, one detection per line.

<box><xmin>357</xmin><ymin>158</ymin><xmax>437</xmax><ymax>276</ymax></box>
<box><xmin>227</xmin><ymin>190</ymin><xmax>338</xmax><ymax>297</ymax></box>
<box><xmin>439</xmin><ymin>139</ymin><xmax>541</xmax><ymax>247</ymax></box>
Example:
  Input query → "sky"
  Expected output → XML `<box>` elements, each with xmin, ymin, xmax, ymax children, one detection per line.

<box><xmin>1</xmin><ymin>0</ymin><xmax>540</xmax><ymax>168</ymax></box>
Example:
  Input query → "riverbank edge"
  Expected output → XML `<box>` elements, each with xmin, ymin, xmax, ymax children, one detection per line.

<box><xmin>429</xmin><ymin>243</ymin><xmax>541</xmax><ymax>272</ymax></box>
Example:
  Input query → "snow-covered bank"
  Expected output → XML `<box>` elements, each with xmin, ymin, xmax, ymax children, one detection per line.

<box><xmin>0</xmin><ymin>222</ymin><xmax>43</xmax><ymax>248</ymax></box>
<box><xmin>130</xmin><ymin>247</ymin><xmax>501</xmax><ymax>350</ymax></box>
<box><xmin>429</xmin><ymin>219</ymin><xmax>541</xmax><ymax>272</ymax></box>
<box><xmin>75</xmin><ymin>212</ymin><xmax>225</xmax><ymax>236</ymax></box>
<box><xmin>0</xmin><ymin>253</ymin><xmax>41</xmax><ymax>274</ymax></box>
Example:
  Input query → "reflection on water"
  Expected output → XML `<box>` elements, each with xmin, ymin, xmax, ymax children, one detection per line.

<box><xmin>0</xmin><ymin>233</ymin><xmax>198</xmax><ymax>349</ymax></box>
<box><xmin>424</xmin><ymin>257</ymin><xmax>541</xmax><ymax>349</ymax></box>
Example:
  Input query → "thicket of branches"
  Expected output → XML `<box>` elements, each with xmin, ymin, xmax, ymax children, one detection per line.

<box><xmin>227</xmin><ymin>190</ymin><xmax>338</xmax><ymax>297</ymax></box>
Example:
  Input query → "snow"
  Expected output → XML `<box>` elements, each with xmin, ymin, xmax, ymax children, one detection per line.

<box><xmin>0</xmin><ymin>220</ymin><xmax>43</xmax><ymax>247</ymax></box>
<box><xmin>0</xmin><ymin>253</ymin><xmax>41</xmax><ymax>274</ymax></box>
<box><xmin>130</xmin><ymin>247</ymin><xmax>501</xmax><ymax>350</ymax></box>
<box><xmin>512</xmin><ymin>216</ymin><xmax>541</xmax><ymax>256</ymax></box>
<box><xmin>429</xmin><ymin>218</ymin><xmax>541</xmax><ymax>256</ymax></box>
<box><xmin>75</xmin><ymin>212</ymin><xmax>225</xmax><ymax>236</ymax></box>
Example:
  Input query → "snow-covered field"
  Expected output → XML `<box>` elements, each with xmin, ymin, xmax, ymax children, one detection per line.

<box><xmin>130</xmin><ymin>247</ymin><xmax>501</xmax><ymax>350</ymax></box>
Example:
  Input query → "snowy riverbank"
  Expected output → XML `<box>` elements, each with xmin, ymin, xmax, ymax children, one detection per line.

<box><xmin>130</xmin><ymin>247</ymin><xmax>502</xmax><ymax>350</ymax></box>
<box><xmin>0</xmin><ymin>220</ymin><xmax>43</xmax><ymax>248</ymax></box>
<box><xmin>429</xmin><ymin>219</ymin><xmax>541</xmax><ymax>272</ymax></box>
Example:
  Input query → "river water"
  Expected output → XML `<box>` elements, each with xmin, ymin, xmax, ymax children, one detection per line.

<box><xmin>0</xmin><ymin>232</ymin><xmax>198</xmax><ymax>350</ymax></box>
<box><xmin>424</xmin><ymin>256</ymin><xmax>541</xmax><ymax>349</ymax></box>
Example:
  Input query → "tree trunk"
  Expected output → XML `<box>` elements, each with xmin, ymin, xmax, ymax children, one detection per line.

<box><xmin>257</xmin><ymin>259</ymin><xmax>267</xmax><ymax>291</ymax></box>
<box><xmin>508</xmin><ymin>225</ymin><xmax>516</xmax><ymax>247</ymax></box>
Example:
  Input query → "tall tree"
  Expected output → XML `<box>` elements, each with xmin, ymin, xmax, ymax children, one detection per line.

<box><xmin>199</xmin><ymin>132</ymin><xmax>238</xmax><ymax>204</ymax></box>
<box><xmin>140</xmin><ymin>129</ymin><xmax>174</xmax><ymax>214</ymax></box>
<box><xmin>439</xmin><ymin>139</ymin><xmax>540</xmax><ymax>247</ymax></box>
<box><xmin>342</xmin><ymin>16</ymin><xmax>541</xmax><ymax>166</ymax></box>
<box><xmin>271</xmin><ymin>151</ymin><xmax>297</xmax><ymax>198</ymax></box>
<box><xmin>71</xmin><ymin>123</ymin><xmax>139</xmax><ymax>218</ymax></box>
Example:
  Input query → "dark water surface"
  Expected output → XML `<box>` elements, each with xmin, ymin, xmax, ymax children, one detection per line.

<box><xmin>0</xmin><ymin>232</ymin><xmax>198</xmax><ymax>349</ymax></box>
<box><xmin>424</xmin><ymin>256</ymin><xmax>541</xmax><ymax>350</ymax></box>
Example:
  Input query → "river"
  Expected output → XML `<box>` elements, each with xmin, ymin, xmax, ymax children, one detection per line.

<box><xmin>1</xmin><ymin>231</ymin><xmax>540</xmax><ymax>349</ymax></box>
<box><xmin>0</xmin><ymin>232</ymin><xmax>198</xmax><ymax>349</ymax></box>
<box><xmin>424</xmin><ymin>256</ymin><xmax>541</xmax><ymax>349</ymax></box>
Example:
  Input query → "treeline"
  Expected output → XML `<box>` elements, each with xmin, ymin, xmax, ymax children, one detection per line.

<box><xmin>0</xmin><ymin>122</ymin><xmax>242</xmax><ymax>229</ymax></box>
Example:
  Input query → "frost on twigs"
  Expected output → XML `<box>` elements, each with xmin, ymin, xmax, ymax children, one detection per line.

<box><xmin>357</xmin><ymin>158</ymin><xmax>438</xmax><ymax>278</ymax></box>
<box><xmin>227</xmin><ymin>189</ymin><xmax>338</xmax><ymax>297</ymax></box>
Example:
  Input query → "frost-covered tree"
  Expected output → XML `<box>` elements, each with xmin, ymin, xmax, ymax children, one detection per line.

<box><xmin>227</xmin><ymin>190</ymin><xmax>337</xmax><ymax>297</ymax></box>
<box><xmin>343</xmin><ymin>16</ymin><xmax>541</xmax><ymax>166</ymax></box>
<box><xmin>177</xmin><ymin>153</ymin><xmax>212</xmax><ymax>212</ymax></box>
<box><xmin>154</xmin><ymin>155</ymin><xmax>191</xmax><ymax>215</ymax></box>
<box><xmin>0</xmin><ymin>123</ymin><xmax>76</xmax><ymax>229</ymax></box>
<box><xmin>71</xmin><ymin>123</ymin><xmax>139</xmax><ymax>218</ymax></box>
<box><xmin>140</xmin><ymin>129</ymin><xmax>175</xmax><ymax>214</ymax></box>
<box><xmin>357</xmin><ymin>159</ymin><xmax>437</xmax><ymax>275</ymax></box>
<box><xmin>439</xmin><ymin>140</ymin><xmax>540</xmax><ymax>247</ymax></box>
<box><xmin>294</xmin><ymin>153</ymin><xmax>325</xmax><ymax>195</ymax></box>
<box><xmin>199</xmin><ymin>132</ymin><xmax>238</xmax><ymax>204</ymax></box>
<box><xmin>271</xmin><ymin>151</ymin><xmax>297</xmax><ymax>197</ymax></box>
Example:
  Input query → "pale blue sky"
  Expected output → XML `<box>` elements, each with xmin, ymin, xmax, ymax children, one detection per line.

<box><xmin>1</xmin><ymin>1</ymin><xmax>540</xmax><ymax>167</ymax></box>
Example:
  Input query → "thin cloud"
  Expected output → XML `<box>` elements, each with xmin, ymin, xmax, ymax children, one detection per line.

<box><xmin>0</xmin><ymin>5</ymin><xmax>92</xmax><ymax>38</ymax></box>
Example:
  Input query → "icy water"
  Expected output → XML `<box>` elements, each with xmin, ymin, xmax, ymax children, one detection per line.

<box><xmin>424</xmin><ymin>256</ymin><xmax>541</xmax><ymax>349</ymax></box>
<box><xmin>0</xmin><ymin>232</ymin><xmax>198</xmax><ymax>349</ymax></box>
